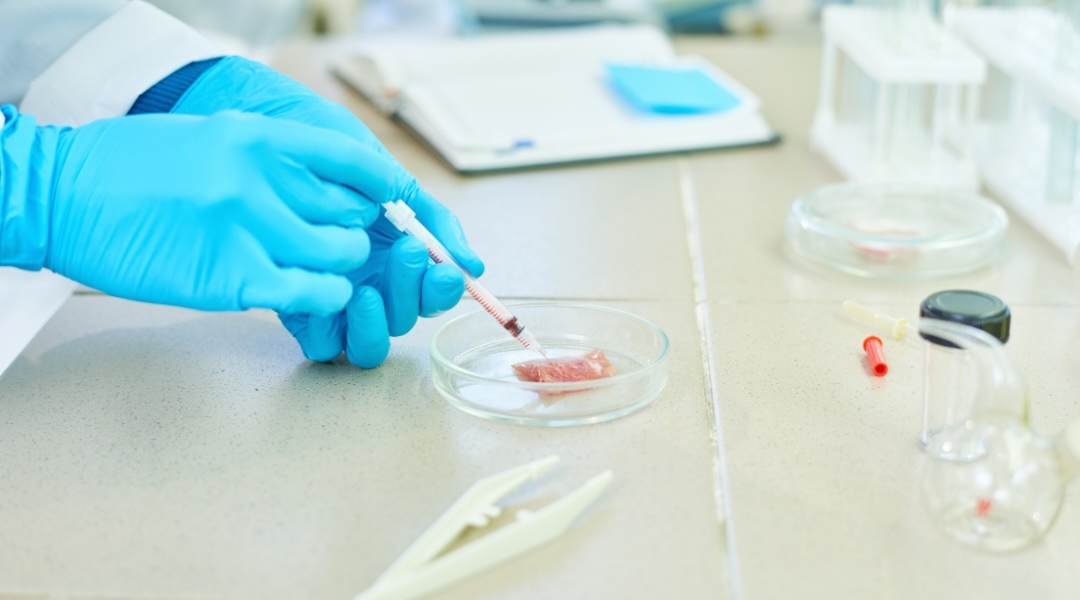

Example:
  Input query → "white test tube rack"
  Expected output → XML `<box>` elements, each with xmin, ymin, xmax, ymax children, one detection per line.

<box><xmin>947</xmin><ymin>4</ymin><xmax>1080</xmax><ymax>267</ymax></box>
<box><xmin>811</xmin><ymin>4</ymin><xmax>987</xmax><ymax>190</ymax></box>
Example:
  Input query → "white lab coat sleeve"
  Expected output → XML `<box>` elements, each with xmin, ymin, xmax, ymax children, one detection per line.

<box><xmin>19</xmin><ymin>1</ymin><xmax>224</xmax><ymax>126</ymax></box>
<box><xmin>0</xmin><ymin>0</ymin><xmax>127</xmax><ymax>108</ymax></box>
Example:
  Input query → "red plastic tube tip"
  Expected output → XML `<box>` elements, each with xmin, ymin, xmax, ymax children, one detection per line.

<box><xmin>862</xmin><ymin>335</ymin><xmax>888</xmax><ymax>376</ymax></box>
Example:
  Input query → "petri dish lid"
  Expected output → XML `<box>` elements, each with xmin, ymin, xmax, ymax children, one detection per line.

<box><xmin>783</xmin><ymin>182</ymin><xmax>1009</xmax><ymax>280</ymax></box>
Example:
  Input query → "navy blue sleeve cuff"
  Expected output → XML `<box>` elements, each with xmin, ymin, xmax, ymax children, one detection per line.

<box><xmin>127</xmin><ymin>56</ymin><xmax>224</xmax><ymax>114</ymax></box>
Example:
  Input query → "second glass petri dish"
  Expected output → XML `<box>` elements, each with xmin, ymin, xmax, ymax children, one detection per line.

<box><xmin>430</xmin><ymin>302</ymin><xmax>669</xmax><ymax>427</ymax></box>
<box><xmin>784</xmin><ymin>182</ymin><xmax>1009</xmax><ymax>279</ymax></box>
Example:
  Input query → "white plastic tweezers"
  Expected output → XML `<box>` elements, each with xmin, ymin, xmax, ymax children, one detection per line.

<box><xmin>355</xmin><ymin>455</ymin><xmax>614</xmax><ymax>600</ymax></box>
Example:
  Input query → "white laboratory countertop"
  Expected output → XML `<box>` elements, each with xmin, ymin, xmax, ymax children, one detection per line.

<box><xmin>1</xmin><ymin>36</ymin><xmax>1079</xmax><ymax>600</ymax></box>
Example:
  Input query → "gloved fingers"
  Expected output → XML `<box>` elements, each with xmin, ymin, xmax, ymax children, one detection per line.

<box><xmin>408</xmin><ymin>189</ymin><xmax>485</xmax><ymax>278</ymax></box>
<box><xmin>345</xmin><ymin>286</ymin><xmax>392</xmax><ymax>369</ymax></box>
<box><xmin>259</xmin><ymin>120</ymin><xmax>481</xmax><ymax>281</ymax></box>
<box><xmin>314</xmin><ymin>99</ymin><xmax>390</xmax><ymax>152</ymax></box>
<box><xmin>420</xmin><ymin>263</ymin><xmax>467</xmax><ymax>318</ymax></box>
<box><xmin>268</xmin><ymin>121</ymin><xmax>411</xmax><ymax>205</ymax></box>
<box><xmin>382</xmin><ymin>237</ymin><xmax>429</xmax><ymax>337</ymax></box>
<box><xmin>252</xmin><ymin>206</ymin><xmax>372</xmax><ymax>274</ymax></box>
<box><xmin>241</xmin><ymin>266</ymin><xmax>353</xmax><ymax>316</ymax></box>
<box><xmin>172</xmin><ymin>56</ymin><xmax>393</xmax><ymax>159</ymax></box>
<box><xmin>269</xmin><ymin>163</ymin><xmax>382</xmax><ymax>228</ymax></box>
<box><xmin>279</xmin><ymin>312</ymin><xmax>347</xmax><ymax>362</ymax></box>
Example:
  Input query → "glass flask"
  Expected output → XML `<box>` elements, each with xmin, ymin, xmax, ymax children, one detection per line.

<box><xmin>918</xmin><ymin>318</ymin><xmax>1077</xmax><ymax>552</ymax></box>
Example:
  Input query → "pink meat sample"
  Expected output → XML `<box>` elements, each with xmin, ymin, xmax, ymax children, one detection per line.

<box><xmin>511</xmin><ymin>349</ymin><xmax>616</xmax><ymax>384</ymax></box>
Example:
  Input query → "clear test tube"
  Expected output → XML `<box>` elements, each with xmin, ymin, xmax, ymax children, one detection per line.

<box><xmin>880</xmin><ymin>0</ymin><xmax>936</xmax><ymax>53</ymax></box>
<box><xmin>1055</xmin><ymin>0</ymin><xmax>1080</xmax><ymax>75</ymax></box>
<box><xmin>919</xmin><ymin>290</ymin><xmax>1012</xmax><ymax>452</ymax></box>
<box><xmin>1044</xmin><ymin>107</ymin><xmax>1077</xmax><ymax>204</ymax></box>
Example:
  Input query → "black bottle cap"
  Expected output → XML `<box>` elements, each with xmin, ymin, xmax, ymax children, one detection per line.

<box><xmin>919</xmin><ymin>290</ymin><xmax>1010</xmax><ymax>348</ymax></box>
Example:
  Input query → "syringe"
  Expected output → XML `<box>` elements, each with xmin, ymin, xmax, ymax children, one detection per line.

<box><xmin>841</xmin><ymin>300</ymin><xmax>919</xmax><ymax>346</ymax></box>
<box><xmin>382</xmin><ymin>200</ymin><xmax>547</xmax><ymax>357</ymax></box>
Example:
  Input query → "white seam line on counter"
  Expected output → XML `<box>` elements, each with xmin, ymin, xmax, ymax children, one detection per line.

<box><xmin>678</xmin><ymin>156</ymin><xmax>744</xmax><ymax>599</ymax></box>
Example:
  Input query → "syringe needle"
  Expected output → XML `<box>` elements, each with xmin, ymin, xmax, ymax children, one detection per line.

<box><xmin>461</xmin><ymin>274</ymin><xmax>548</xmax><ymax>357</ymax></box>
<box><xmin>382</xmin><ymin>200</ymin><xmax>548</xmax><ymax>357</ymax></box>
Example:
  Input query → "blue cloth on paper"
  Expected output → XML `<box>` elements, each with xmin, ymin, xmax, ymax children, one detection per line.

<box><xmin>606</xmin><ymin>63</ymin><xmax>741</xmax><ymax>115</ymax></box>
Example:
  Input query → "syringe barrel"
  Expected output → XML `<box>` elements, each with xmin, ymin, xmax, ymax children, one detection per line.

<box><xmin>382</xmin><ymin>200</ymin><xmax>544</xmax><ymax>355</ymax></box>
<box><xmin>462</xmin><ymin>276</ymin><xmax>518</xmax><ymax>330</ymax></box>
<box><xmin>382</xmin><ymin>200</ymin><xmax>520</xmax><ymax>328</ymax></box>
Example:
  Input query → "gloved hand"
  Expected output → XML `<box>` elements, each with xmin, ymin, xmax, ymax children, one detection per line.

<box><xmin>169</xmin><ymin>56</ymin><xmax>484</xmax><ymax>367</ymax></box>
<box><xmin>0</xmin><ymin>105</ymin><xmax>407</xmax><ymax>316</ymax></box>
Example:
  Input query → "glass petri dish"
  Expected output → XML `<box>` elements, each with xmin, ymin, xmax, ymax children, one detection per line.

<box><xmin>783</xmin><ymin>182</ymin><xmax>1009</xmax><ymax>280</ymax></box>
<box><xmin>430</xmin><ymin>302</ymin><xmax>669</xmax><ymax>427</ymax></box>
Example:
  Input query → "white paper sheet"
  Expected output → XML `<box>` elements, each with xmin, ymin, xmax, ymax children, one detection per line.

<box><xmin>0</xmin><ymin>267</ymin><xmax>76</xmax><ymax>377</ymax></box>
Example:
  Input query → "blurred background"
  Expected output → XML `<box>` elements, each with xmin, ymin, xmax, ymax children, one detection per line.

<box><xmin>137</xmin><ymin>0</ymin><xmax>1079</xmax><ymax>269</ymax></box>
<box><xmin>140</xmin><ymin>0</ymin><xmax>829</xmax><ymax>57</ymax></box>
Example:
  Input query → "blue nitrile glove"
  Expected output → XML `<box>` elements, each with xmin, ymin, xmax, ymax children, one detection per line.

<box><xmin>161</xmin><ymin>56</ymin><xmax>484</xmax><ymax>367</ymax></box>
<box><xmin>0</xmin><ymin>105</ymin><xmax>408</xmax><ymax>316</ymax></box>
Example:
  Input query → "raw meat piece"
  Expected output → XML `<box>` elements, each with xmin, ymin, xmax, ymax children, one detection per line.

<box><xmin>511</xmin><ymin>349</ymin><xmax>616</xmax><ymax>384</ymax></box>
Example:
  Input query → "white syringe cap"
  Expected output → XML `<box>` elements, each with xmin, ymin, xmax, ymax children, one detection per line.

<box><xmin>381</xmin><ymin>200</ymin><xmax>416</xmax><ymax>232</ymax></box>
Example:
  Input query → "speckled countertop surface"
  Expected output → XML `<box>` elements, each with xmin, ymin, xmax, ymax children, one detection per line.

<box><xmin>1</xmin><ymin>38</ymin><xmax>1078</xmax><ymax>600</ymax></box>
